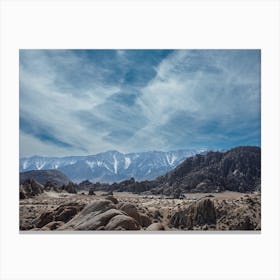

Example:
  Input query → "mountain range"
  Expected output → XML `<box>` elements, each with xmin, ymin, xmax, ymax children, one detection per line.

<box><xmin>99</xmin><ymin>146</ymin><xmax>261</xmax><ymax>194</ymax></box>
<box><xmin>20</xmin><ymin>149</ymin><xmax>208</xmax><ymax>182</ymax></box>
<box><xmin>20</xmin><ymin>146</ymin><xmax>261</xmax><ymax>194</ymax></box>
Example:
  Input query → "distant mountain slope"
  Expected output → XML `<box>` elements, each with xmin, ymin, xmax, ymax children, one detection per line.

<box><xmin>20</xmin><ymin>149</ymin><xmax>207</xmax><ymax>182</ymax></box>
<box><xmin>20</xmin><ymin>170</ymin><xmax>70</xmax><ymax>186</ymax></box>
<box><xmin>156</xmin><ymin>146</ymin><xmax>261</xmax><ymax>193</ymax></box>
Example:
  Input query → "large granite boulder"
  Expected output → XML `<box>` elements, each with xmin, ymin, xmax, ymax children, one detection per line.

<box><xmin>19</xmin><ymin>179</ymin><xmax>44</xmax><ymax>199</ymax></box>
<box><xmin>146</xmin><ymin>223</ymin><xmax>165</xmax><ymax>231</ymax></box>
<box><xmin>59</xmin><ymin>199</ymin><xmax>142</xmax><ymax>231</ymax></box>
<box><xmin>34</xmin><ymin>202</ymin><xmax>85</xmax><ymax>228</ymax></box>
<box><xmin>117</xmin><ymin>202</ymin><xmax>140</xmax><ymax>221</ymax></box>
<box><xmin>138</xmin><ymin>213</ymin><xmax>152</xmax><ymax>228</ymax></box>
<box><xmin>59</xmin><ymin>200</ymin><xmax>117</xmax><ymax>230</ymax></box>
<box><xmin>105</xmin><ymin>215</ymin><xmax>140</xmax><ymax>230</ymax></box>
<box><xmin>169</xmin><ymin>198</ymin><xmax>216</xmax><ymax>229</ymax></box>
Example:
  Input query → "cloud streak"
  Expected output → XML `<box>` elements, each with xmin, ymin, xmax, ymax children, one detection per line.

<box><xmin>20</xmin><ymin>49</ymin><xmax>261</xmax><ymax>156</ymax></box>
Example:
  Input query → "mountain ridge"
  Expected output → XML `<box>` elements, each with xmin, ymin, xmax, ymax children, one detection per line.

<box><xmin>20</xmin><ymin>148</ymin><xmax>208</xmax><ymax>182</ymax></box>
<box><xmin>155</xmin><ymin>146</ymin><xmax>261</xmax><ymax>193</ymax></box>
<box><xmin>20</xmin><ymin>169</ymin><xmax>70</xmax><ymax>187</ymax></box>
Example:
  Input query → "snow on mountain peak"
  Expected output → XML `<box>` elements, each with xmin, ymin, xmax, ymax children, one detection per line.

<box><xmin>113</xmin><ymin>155</ymin><xmax>118</xmax><ymax>174</ymax></box>
<box><xmin>166</xmin><ymin>154</ymin><xmax>177</xmax><ymax>166</ymax></box>
<box><xmin>20</xmin><ymin>148</ymin><xmax>208</xmax><ymax>182</ymax></box>
<box><xmin>124</xmin><ymin>157</ymin><xmax>131</xmax><ymax>169</ymax></box>
<box><xmin>86</xmin><ymin>160</ymin><xmax>95</xmax><ymax>169</ymax></box>
<box><xmin>35</xmin><ymin>161</ymin><xmax>46</xmax><ymax>170</ymax></box>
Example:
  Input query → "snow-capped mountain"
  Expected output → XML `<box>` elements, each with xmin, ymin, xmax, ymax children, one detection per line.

<box><xmin>20</xmin><ymin>149</ymin><xmax>208</xmax><ymax>183</ymax></box>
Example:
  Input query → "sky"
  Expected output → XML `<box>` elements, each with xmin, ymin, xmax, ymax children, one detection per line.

<box><xmin>19</xmin><ymin>49</ymin><xmax>261</xmax><ymax>157</ymax></box>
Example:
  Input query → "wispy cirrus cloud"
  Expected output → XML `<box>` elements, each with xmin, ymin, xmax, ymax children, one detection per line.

<box><xmin>20</xmin><ymin>49</ymin><xmax>260</xmax><ymax>156</ymax></box>
<box><xmin>128</xmin><ymin>50</ymin><xmax>260</xmax><ymax>151</ymax></box>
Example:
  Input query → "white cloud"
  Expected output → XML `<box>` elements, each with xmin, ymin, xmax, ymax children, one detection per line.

<box><xmin>131</xmin><ymin>50</ymin><xmax>260</xmax><ymax>151</ymax></box>
<box><xmin>20</xmin><ymin>50</ymin><xmax>260</xmax><ymax>156</ymax></box>
<box><xmin>20</xmin><ymin>50</ymin><xmax>120</xmax><ymax>156</ymax></box>
<box><xmin>20</xmin><ymin>132</ymin><xmax>75</xmax><ymax>157</ymax></box>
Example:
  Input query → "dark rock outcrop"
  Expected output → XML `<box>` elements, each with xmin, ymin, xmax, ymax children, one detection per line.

<box><xmin>108</xmin><ymin>180</ymin><xmax>157</xmax><ymax>194</ymax></box>
<box><xmin>20</xmin><ymin>169</ymin><xmax>70</xmax><ymax>187</ymax></box>
<box><xmin>157</xmin><ymin>146</ymin><xmax>261</xmax><ymax>193</ymax></box>
<box><xmin>19</xmin><ymin>179</ymin><xmax>44</xmax><ymax>199</ymax></box>
<box><xmin>88</xmin><ymin>188</ymin><xmax>96</xmax><ymax>195</ymax></box>
<box><xmin>36</xmin><ymin>211</ymin><xmax>54</xmax><ymax>228</ymax></box>
<box><xmin>44</xmin><ymin>180</ymin><xmax>60</xmax><ymax>192</ymax></box>
<box><xmin>19</xmin><ymin>188</ymin><xmax>26</xmax><ymax>199</ymax></box>
<box><xmin>78</xmin><ymin>180</ymin><xmax>95</xmax><ymax>190</ymax></box>
<box><xmin>60</xmin><ymin>182</ymin><xmax>77</xmax><ymax>194</ymax></box>
<box><xmin>215</xmin><ymin>194</ymin><xmax>261</xmax><ymax>230</ymax></box>
<box><xmin>169</xmin><ymin>199</ymin><xmax>216</xmax><ymax>229</ymax></box>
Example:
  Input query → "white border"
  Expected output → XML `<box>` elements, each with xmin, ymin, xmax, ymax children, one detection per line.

<box><xmin>1</xmin><ymin>1</ymin><xmax>280</xmax><ymax>280</ymax></box>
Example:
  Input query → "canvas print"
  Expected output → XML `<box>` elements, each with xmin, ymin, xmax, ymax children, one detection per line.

<box><xmin>19</xmin><ymin>50</ymin><xmax>261</xmax><ymax>231</ymax></box>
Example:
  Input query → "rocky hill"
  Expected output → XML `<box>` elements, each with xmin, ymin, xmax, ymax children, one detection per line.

<box><xmin>156</xmin><ymin>146</ymin><xmax>261</xmax><ymax>193</ymax></box>
<box><xmin>20</xmin><ymin>170</ymin><xmax>70</xmax><ymax>187</ymax></box>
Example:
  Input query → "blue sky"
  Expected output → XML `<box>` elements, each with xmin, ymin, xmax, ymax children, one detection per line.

<box><xmin>20</xmin><ymin>49</ymin><xmax>261</xmax><ymax>157</ymax></box>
